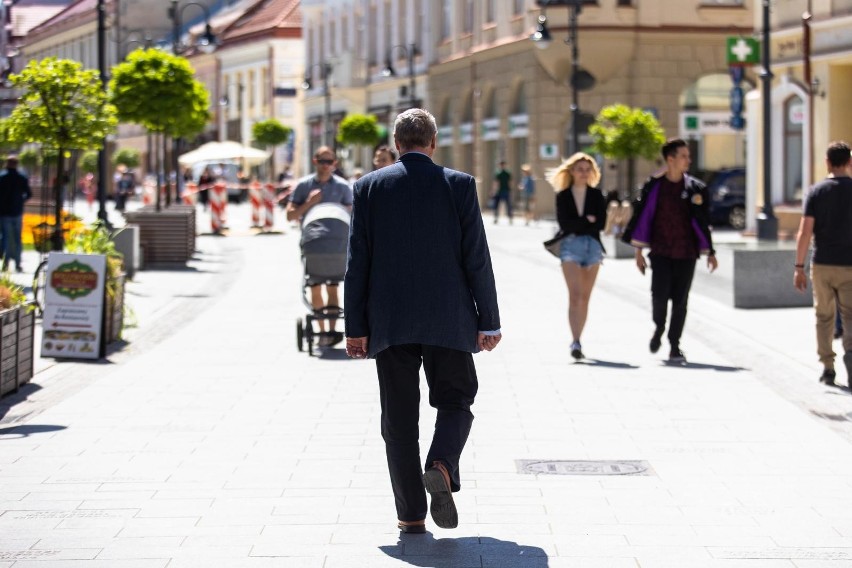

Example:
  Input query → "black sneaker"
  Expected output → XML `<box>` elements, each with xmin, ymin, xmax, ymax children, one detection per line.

<box><xmin>649</xmin><ymin>328</ymin><xmax>664</xmax><ymax>354</ymax></box>
<box><xmin>668</xmin><ymin>348</ymin><xmax>686</xmax><ymax>364</ymax></box>
<box><xmin>570</xmin><ymin>341</ymin><xmax>583</xmax><ymax>360</ymax></box>
<box><xmin>820</xmin><ymin>368</ymin><xmax>836</xmax><ymax>385</ymax></box>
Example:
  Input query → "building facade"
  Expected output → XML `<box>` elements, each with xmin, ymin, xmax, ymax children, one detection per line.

<box><xmin>303</xmin><ymin>0</ymin><xmax>754</xmax><ymax>216</ymax></box>
<box><xmin>744</xmin><ymin>0</ymin><xmax>852</xmax><ymax>235</ymax></box>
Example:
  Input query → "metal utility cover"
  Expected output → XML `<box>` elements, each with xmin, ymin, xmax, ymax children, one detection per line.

<box><xmin>516</xmin><ymin>460</ymin><xmax>654</xmax><ymax>476</ymax></box>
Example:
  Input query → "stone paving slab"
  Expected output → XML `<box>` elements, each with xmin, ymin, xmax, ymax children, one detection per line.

<box><xmin>1</xmin><ymin>210</ymin><xmax>852</xmax><ymax>565</ymax></box>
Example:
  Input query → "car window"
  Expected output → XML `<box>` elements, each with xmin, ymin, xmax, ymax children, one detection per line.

<box><xmin>727</xmin><ymin>174</ymin><xmax>745</xmax><ymax>194</ymax></box>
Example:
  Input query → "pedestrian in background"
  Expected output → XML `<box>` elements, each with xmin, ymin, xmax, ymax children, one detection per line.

<box><xmin>794</xmin><ymin>141</ymin><xmax>852</xmax><ymax>386</ymax></box>
<box><xmin>548</xmin><ymin>153</ymin><xmax>606</xmax><ymax>360</ymax></box>
<box><xmin>345</xmin><ymin>108</ymin><xmax>501</xmax><ymax>534</ymax></box>
<box><xmin>372</xmin><ymin>145</ymin><xmax>398</xmax><ymax>170</ymax></box>
<box><xmin>623</xmin><ymin>138</ymin><xmax>717</xmax><ymax>364</ymax></box>
<box><xmin>519</xmin><ymin>163</ymin><xmax>536</xmax><ymax>225</ymax></box>
<box><xmin>491</xmin><ymin>160</ymin><xmax>513</xmax><ymax>224</ymax></box>
<box><xmin>288</xmin><ymin>146</ymin><xmax>353</xmax><ymax>346</ymax></box>
<box><xmin>0</xmin><ymin>156</ymin><xmax>32</xmax><ymax>272</ymax></box>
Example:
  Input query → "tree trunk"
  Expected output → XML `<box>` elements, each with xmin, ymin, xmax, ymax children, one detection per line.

<box><xmin>163</xmin><ymin>134</ymin><xmax>171</xmax><ymax>207</ymax></box>
<box><xmin>51</xmin><ymin>150</ymin><xmax>65</xmax><ymax>251</ymax></box>
<box><xmin>154</xmin><ymin>132</ymin><xmax>162</xmax><ymax>212</ymax></box>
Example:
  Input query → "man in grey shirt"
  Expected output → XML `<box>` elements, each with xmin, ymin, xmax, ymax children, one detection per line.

<box><xmin>287</xmin><ymin>146</ymin><xmax>353</xmax><ymax>345</ymax></box>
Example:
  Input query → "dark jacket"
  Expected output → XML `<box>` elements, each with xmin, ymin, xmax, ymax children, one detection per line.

<box><xmin>622</xmin><ymin>173</ymin><xmax>715</xmax><ymax>256</ymax></box>
<box><xmin>344</xmin><ymin>152</ymin><xmax>501</xmax><ymax>358</ymax></box>
<box><xmin>0</xmin><ymin>168</ymin><xmax>32</xmax><ymax>217</ymax></box>
<box><xmin>554</xmin><ymin>185</ymin><xmax>607</xmax><ymax>250</ymax></box>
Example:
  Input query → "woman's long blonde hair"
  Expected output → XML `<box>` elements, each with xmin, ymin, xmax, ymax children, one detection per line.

<box><xmin>546</xmin><ymin>152</ymin><xmax>601</xmax><ymax>192</ymax></box>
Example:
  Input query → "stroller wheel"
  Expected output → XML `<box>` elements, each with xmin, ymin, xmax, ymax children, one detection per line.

<box><xmin>296</xmin><ymin>318</ymin><xmax>304</xmax><ymax>352</ymax></box>
<box><xmin>305</xmin><ymin>324</ymin><xmax>314</xmax><ymax>356</ymax></box>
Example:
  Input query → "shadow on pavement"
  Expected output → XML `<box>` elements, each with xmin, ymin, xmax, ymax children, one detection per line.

<box><xmin>662</xmin><ymin>361</ymin><xmax>747</xmax><ymax>372</ymax></box>
<box><xmin>0</xmin><ymin>424</ymin><xmax>67</xmax><ymax>439</ymax></box>
<box><xmin>316</xmin><ymin>348</ymin><xmax>350</xmax><ymax>361</ymax></box>
<box><xmin>575</xmin><ymin>359</ymin><xmax>639</xmax><ymax>369</ymax></box>
<box><xmin>380</xmin><ymin>534</ymin><xmax>549</xmax><ymax>567</ymax></box>
<box><xmin>0</xmin><ymin>383</ymin><xmax>43</xmax><ymax>421</ymax></box>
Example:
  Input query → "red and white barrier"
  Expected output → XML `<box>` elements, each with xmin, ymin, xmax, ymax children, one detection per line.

<box><xmin>210</xmin><ymin>182</ymin><xmax>227</xmax><ymax>233</ymax></box>
<box><xmin>262</xmin><ymin>183</ymin><xmax>276</xmax><ymax>232</ymax></box>
<box><xmin>142</xmin><ymin>178</ymin><xmax>156</xmax><ymax>206</ymax></box>
<box><xmin>249</xmin><ymin>180</ymin><xmax>262</xmax><ymax>227</ymax></box>
<box><xmin>183</xmin><ymin>182</ymin><xmax>198</xmax><ymax>205</ymax></box>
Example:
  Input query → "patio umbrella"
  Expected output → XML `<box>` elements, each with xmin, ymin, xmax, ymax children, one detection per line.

<box><xmin>178</xmin><ymin>141</ymin><xmax>270</xmax><ymax>167</ymax></box>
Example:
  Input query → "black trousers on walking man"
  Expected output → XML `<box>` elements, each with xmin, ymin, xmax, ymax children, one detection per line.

<box><xmin>650</xmin><ymin>255</ymin><xmax>696</xmax><ymax>348</ymax></box>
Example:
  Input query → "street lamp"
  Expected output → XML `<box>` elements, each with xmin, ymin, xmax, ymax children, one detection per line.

<box><xmin>382</xmin><ymin>43</ymin><xmax>418</xmax><ymax>109</ymax></box>
<box><xmin>302</xmin><ymin>62</ymin><xmax>333</xmax><ymax>147</ymax></box>
<box><xmin>757</xmin><ymin>0</ymin><xmax>777</xmax><ymax>240</ymax></box>
<box><xmin>530</xmin><ymin>0</ymin><xmax>594</xmax><ymax>155</ymax></box>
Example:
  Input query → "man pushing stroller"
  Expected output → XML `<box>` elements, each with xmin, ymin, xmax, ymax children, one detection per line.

<box><xmin>287</xmin><ymin>146</ymin><xmax>353</xmax><ymax>346</ymax></box>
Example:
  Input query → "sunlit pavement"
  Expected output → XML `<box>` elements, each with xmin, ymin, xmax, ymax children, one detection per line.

<box><xmin>1</xmin><ymin>202</ymin><xmax>852</xmax><ymax>567</ymax></box>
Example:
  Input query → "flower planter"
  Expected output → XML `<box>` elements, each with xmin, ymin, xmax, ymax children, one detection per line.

<box><xmin>0</xmin><ymin>305</ymin><xmax>35</xmax><ymax>397</ymax></box>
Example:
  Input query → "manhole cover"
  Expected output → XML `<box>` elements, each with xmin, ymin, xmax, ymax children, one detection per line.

<box><xmin>516</xmin><ymin>459</ymin><xmax>653</xmax><ymax>476</ymax></box>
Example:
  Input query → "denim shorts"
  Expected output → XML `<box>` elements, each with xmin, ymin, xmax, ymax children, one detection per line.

<box><xmin>559</xmin><ymin>235</ymin><xmax>603</xmax><ymax>267</ymax></box>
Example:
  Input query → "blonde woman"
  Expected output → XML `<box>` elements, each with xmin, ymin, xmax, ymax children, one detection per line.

<box><xmin>548</xmin><ymin>153</ymin><xmax>607</xmax><ymax>360</ymax></box>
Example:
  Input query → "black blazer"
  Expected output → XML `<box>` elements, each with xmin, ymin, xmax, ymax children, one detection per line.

<box><xmin>344</xmin><ymin>152</ymin><xmax>501</xmax><ymax>358</ymax></box>
<box><xmin>555</xmin><ymin>185</ymin><xmax>607</xmax><ymax>247</ymax></box>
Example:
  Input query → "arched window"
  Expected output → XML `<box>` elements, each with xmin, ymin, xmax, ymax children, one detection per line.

<box><xmin>783</xmin><ymin>95</ymin><xmax>804</xmax><ymax>202</ymax></box>
<box><xmin>512</xmin><ymin>83</ymin><xmax>528</xmax><ymax>115</ymax></box>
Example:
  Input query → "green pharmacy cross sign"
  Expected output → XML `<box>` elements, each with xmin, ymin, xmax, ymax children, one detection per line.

<box><xmin>727</xmin><ymin>36</ymin><xmax>760</xmax><ymax>66</ymax></box>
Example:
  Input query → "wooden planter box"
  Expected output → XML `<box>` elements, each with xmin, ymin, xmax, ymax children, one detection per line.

<box><xmin>0</xmin><ymin>305</ymin><xmax>35</xmax><ymax>397</ymax></box>
<box><xmin>104</xmin><ymin>274</ymin><xmax>126</xmax><ymax>344</ymax></box>
<box><xmin>123</xmin><ymin>205</ymin><xmax>196</xmax><ymax>266</ymax></box>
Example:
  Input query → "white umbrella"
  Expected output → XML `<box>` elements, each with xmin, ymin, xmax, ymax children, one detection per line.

<box><xmin>178</xmin><ymin>140</ymin><xmax>270</xmax><ymax>167</ymax></box>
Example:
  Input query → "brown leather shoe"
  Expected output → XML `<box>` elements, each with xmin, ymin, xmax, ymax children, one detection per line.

<box><xmin>397</xmin><ymin>519</ymin><xmax>426</xmax><ymax>534</ymax></box>
<box><xmin>422</xmin><ymin>460</ymin><xmax>458</xmax><ymax>529</ymax></box>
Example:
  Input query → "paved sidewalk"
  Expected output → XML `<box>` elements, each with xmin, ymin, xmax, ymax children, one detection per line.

<box><xmin>1</xmin><ymin>209</ymin><xmax>852</xmax><ymax>567</ymax></box>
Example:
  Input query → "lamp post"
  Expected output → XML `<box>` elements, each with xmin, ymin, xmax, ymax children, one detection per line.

<box><xmin>381</xmin><ymin>43</ymin><xmax>418</xmax><ymax>109</ymax></box>
<box><xmin>166</xmin><ymin>0</ymin><xmax>217</xmax><ymax>201</ymax></box>
<box><xmin>757</xmin><ymin>0</ymin><xmax>777</xmax><ymax>240</ymax></box>
<box><xmin>302</xmin><ymin>62</ymin><xmax>333</xmax><ymax>147</ymax></box>
<box><xmin>530</xmin><ymin>0</ymin><xmax>590</xmax><ymax>155</ymax></box>
<box><xmin>96</xmin><ymin>0</ymin><xmax>109</xmax><ymax>225</ymax></box>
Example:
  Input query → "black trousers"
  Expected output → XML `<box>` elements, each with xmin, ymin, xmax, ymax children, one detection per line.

<box><xmin>375</xmin><ymin>344</ymin><xmax>478</xmax><ymax>522</ymax></box>
<box><xmin>649</xmin><ymin>255</ymin><xmax>697</xmax><ymax>348</ymax></box>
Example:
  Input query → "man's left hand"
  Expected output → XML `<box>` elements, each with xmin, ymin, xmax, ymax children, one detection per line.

<box><xmin>346</xmin><ymin>336</ymin><xmax>368</xmax><ymax>359</ymax></box>
<box><xmin>707</xmin><ymin>254</ymin><xmax>718</xmax><ymax>273</ymax></box>
<box><xmin>478</xmin><ymin>333</ymin><xmax>501</xmax><ymax>352</ymax></box>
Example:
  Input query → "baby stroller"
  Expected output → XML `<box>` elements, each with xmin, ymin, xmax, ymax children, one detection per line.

<box><xmin>296</xmin><ymin>202</ymin><xmax>350</xmax><ymax>355</ymax></box>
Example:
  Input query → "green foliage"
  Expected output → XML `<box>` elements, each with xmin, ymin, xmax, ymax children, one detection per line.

<box><xmin>112</xmin><ymin>147</ymin><xmax>141</xmax><ymax>169</ymax></box>
<box><xmin>5</xmin><ymin>57</ymin><xmax>118</xmax><ymax>151</ymax></box>
<box><xmin>252</xmin><ymin>119</ymin><xmax>292</xmax><ymax>148</ymax></box>
<box><xmin>589</xmin><ymin>104</ymin><xmax>665</xmax><ymax>161</ymax></box>
<box><xmin>18</xmin><ymin>148</ymin><xmax>39</xmax><ymax>170</ymax></box>
<box><xmin>109</xmin><ymin>49</ymin><xmax>210</xmax><ymax>138</ymax></box>
<box><xmin>336</xmin><ymin>114</ymin><xmax>381</xmax><ymax>147</ymax></box>
<box><xmin>0</xmin><ymin>119</ymin><xmax>15</xmax><ymax>153</ymax></box>
<box><xmin>79</xmin><ymin>150</ymin><xmax>99</xmax><ymax>174</ymax></box>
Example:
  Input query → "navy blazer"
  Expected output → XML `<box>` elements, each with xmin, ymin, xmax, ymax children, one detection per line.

<box><xmin>344</xmin><ymin>152</ymin><xmax>501</xmax><ymax>358</ymax></box>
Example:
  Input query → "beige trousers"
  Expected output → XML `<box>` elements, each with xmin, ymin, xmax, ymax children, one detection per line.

<box><xmin>811</xmin><ymin>264</ymin><xmax>852</xmax><ymax>369</ymax></box>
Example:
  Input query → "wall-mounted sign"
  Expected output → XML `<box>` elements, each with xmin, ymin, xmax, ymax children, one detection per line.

<box><xmin>459</xmin><ymin>122</ymin><xmax>473</xmax><ymax>144</ymax></box>
<box><xmin>539</xmin><ymin>143</ymin><xmax>559</xmax><ymax>160</ymax></box>
<box><xmin>509</xmin><ymin>114</ymin><xmax>529</xmax><ymax>138</ymax></box>
<box><xmin>726</xmin><ymin>36</ymin><xmax>760</xmax><ymax>66</ymax></box>
<box><xmin>481</xmin><ymin>117</ymin><xmax>501</xmax><ymax>141</ymax></box>
<box><xmin>679</xmin><ymin>111</ymin><xmax>742</xmax><ymax>135</ymax></box>
<box><xmin>788</xmin><ymin>103</ymin><xmax>804</xmax><ymax>125</ymax></box>
<box><xmin>41</xmin><ymin>253</ymin><xmax>107</xmax><ymax>360</ymax></box>
<box><xmin>437</xmin><ymin>125</ymin><xmax>454</xmax><ymax>147</ymax></box>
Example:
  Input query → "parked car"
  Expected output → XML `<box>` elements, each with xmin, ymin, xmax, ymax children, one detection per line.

<box><xmin>705</xmin><ymin>167</ymin><xmax>746</xmax><ymax>230</ymax></box>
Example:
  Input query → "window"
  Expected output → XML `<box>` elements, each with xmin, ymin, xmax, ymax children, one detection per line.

<box><xmin>486</xmin><ymin>0</ymin><xmax>495</xmax><ymax>23</ymax></box>
<box><xmin>513</xmin><ymin>0</ymin><xmax>524</xmax><ymax>15</ymax></box>
<box><xmin>463</xmin><ymin>0</ymin><xmax>474</xmax><ymax>34</ymax></box>
<box><xmin>617</xmin><ymin>0</ymin><xmax>632</xmax><ymax>6</ymax></box>
<box><xmin>441</xmin><ymin>0</ymin><xmax>451</xmax><ymax>40</ymax></box>
<box><xmin>784</xmin><ymin>95</ymin><xmax>804</xmax><ymax>202</ymax></box>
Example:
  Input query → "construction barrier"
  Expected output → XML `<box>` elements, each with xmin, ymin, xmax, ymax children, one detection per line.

<box><xmin>210</xmin><ymin>182</ymin><xmax>227</xmax><ymax>234</ymax></box>
<box><xmin>142</xmin><ymin>177</ymin><xmax>156</xmax><ymax>206</ymax></box>
<box><xmin>262</xmin><ymin>183</ymin><xmax>276</xmax><ymax>231</ymax></box>
<box><xmin>182</xmin><ymin>182</ymin><xmax>198</xmax><ymax>205</ymax></box>
<box><xmin>249</xmin><ymin>180</ymin><xmax>262</xmax><ymax>227</ymax></box>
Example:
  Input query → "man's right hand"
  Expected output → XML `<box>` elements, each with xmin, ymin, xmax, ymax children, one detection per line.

<box><xmin>306</xmin><ymin>189</ymin><xmax>322</xmax><ymax>206</ymax></box>
<box><xmin>478</xmin><ymin>333</ymin><xmax>501</xmax><ymax>352</ymax></box>
<box><xmin>794</xmin><ymin>268</ymin><xmax>808</xmax><ymax>292</ymax></box>
<box><xmin>635</xmin><ymin>249</ymin><xmax>647</xmax><ymax>275</ymax></box>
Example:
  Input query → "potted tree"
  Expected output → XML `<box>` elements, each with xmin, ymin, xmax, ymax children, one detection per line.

<box><xmin>0</xmin><ymin>274</ymin><xmax>34</xmax><ymax>397</ymax></box>
<box><xmin>336</xmin><ymin>113</ymin><xmax>381</xmax><ymax>173</ymax></box>
<box><xmin>252</xmin><ymin>118</ymin><xmax>292</xmax><ymax>181</ymax></box>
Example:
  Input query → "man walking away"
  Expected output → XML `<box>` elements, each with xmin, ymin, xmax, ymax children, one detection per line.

<box><xmin>0</xmin><ymin>156</ymin><xmax>32</xmax><ymax>272</ymax></box>
<box><xmin>622</xmin><ymin>138</ymin><xmax>717</xmax><ymax>364</ymax></box>
<box><xmin>794</xmin><ymin>141</ymin><xmax>852</xmax><ymax>386</ymax></box>
<box><xmin>345</xmin><ymin>108</ymin><xmax>502</xmax><ymax>534</ymax></box>
<box><xmin>492</xmin><ymin>160</ymin><xmax>513</xmax><ymax>224</ymax></box>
